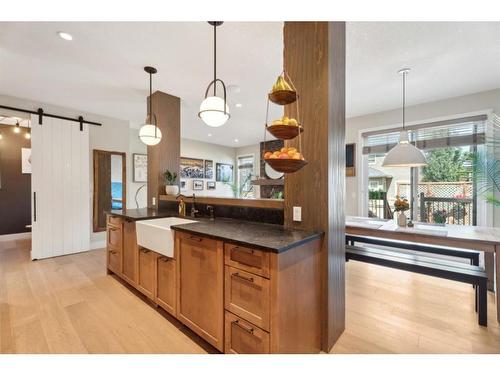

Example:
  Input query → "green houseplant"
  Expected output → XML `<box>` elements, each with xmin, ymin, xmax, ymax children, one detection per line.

<box><xmin>164</xmin><ymin>170</ymin><xmax>179</xmax><ymax>195</ymax></box>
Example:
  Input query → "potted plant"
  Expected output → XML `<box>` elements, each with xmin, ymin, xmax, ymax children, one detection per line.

<box><xmin>164</xmin><ymin>170</ymin><xmax>179</xmax><ymax>195</ymax></box>
<box><xmin>393</xmin><ymin>196</ymin><xmax>410</xmax><ymax>227</ymax></box>
<box><xmin>432</xmin><ymin>209</ymin><xmax>448</xmax><ymax>224</ymax></box>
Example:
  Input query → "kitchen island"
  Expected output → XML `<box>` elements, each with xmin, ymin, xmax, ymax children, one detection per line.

<box><xmin>105</xmin><ymin>209</ymin><xmax>323</xmax><ymax>353</ymax></box>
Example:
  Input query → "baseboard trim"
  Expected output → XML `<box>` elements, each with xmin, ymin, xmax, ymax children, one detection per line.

<box><xmin>0</xmin><ymin>232</ymin><xmax>32</xmax><ymax>242</ymax></box>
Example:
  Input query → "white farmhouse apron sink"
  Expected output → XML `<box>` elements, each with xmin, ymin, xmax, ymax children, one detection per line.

<box><xmin>136</xmin><ymin>217</ymin><xmax>196</xmax><ymax>258</ymax></box>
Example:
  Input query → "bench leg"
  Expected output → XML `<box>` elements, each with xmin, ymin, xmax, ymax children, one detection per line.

<box><xmin>475</xmin><ymin>285</ymin><xmax>478</xmax><ymax>312</ymax></box>
<box><xmin>478</xmin><ymin>279</ymin><xmax>487</xmax><ymax>327</ymax></box>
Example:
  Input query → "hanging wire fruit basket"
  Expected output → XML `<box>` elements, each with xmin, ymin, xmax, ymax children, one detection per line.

<box><xmin>263</xmin><ymin>71</ymin><xmax>307</xmax><ymax>173</ymax></box>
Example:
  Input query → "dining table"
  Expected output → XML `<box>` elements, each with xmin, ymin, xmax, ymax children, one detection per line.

<box><xmin>345</xmin><ymin>216</ymin><xmax>500</xmax><ymax>323</ymax></box>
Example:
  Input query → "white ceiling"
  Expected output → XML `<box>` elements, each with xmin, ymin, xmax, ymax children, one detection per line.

<box><xmin>347</xmin><ymin>22</ymin><xmax>500</xmax><ymax>118</ymax></box>
<box><xmin>1</xmin><ymin>22</ymin><xmax>500</xmax><ymax>147</ymax></box>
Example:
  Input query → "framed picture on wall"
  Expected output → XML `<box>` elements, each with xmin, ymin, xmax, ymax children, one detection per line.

<box><xmin>180</xmin><ymin>180</ymin><xmax>187</xmax><ymax>191</ymax></box>
<box><xmin>21</xmin><ymin>148</ymin><xmax>32</xmax><ymax>174</ymax></box>
<box><xmin>193</xmin><ymin>180</ymin><xmax>204</xmax><ymax>190</ymax></box>
<box><xmin>180</xmin><ymin>157</ymin><xmax>204</xmax><ymax>179</ymax></box>
<box><xmin>206</xmin><ymin>181</ymin><xmax>216</xmax><ymax>190</ymax></box>
<box><xmin>216</xmin><ymin>163</ymin><xmax>233</xmax><ymax>182</ymax></box>
<box><xmin>204</xmin><ymin>160</ymin><xmax>213</xmax><ymax>179</ymax></box>
<box><xmin>133</xmin><ymin>153</ymin><xmax>147</xmax><ymax>182</ymax></box>
<box><xmin>346</xmin><ymin>143</ymin><xmax>355</xmax><ymax>177</ymax></box>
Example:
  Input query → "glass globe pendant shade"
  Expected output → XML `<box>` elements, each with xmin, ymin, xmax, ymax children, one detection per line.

<box><xmin>198</xmin><ymin>96</ymin><xmax>230</xmax><ymax>127</ymax></box>
<box><xmin>382</xmin><ymin>130</ymin><xmax>427</xmax><ymax>167</ymax></box>
<box><xmin>139</xmin><ymin>119</ymin><xmax>162</xmax><ymax>146</ymax></box>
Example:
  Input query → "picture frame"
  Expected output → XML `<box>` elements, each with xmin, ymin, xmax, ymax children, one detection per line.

<box><xmin>206</xmin><ymin>181</ymin><xmax>216</xmax><ymax>190</ymax></box>
<box><xmin>21</xmin><ymin>148</ymin><xmax>32</xmax><ymax>174</ymax></box>
<box><xmin>180</xmin><ymin>180</ymin><xmax>187</xmax><ymax>191</ymax></box>
<box><xmin>216</xmin><ymin>162</ymin><xmax>233</xmax><ymax>182</ymax></box>
<box><xmin>193</xmin><ymin>180</ymin><xmax>204</xmax><ymax>190</ymax></box>
<box><xmin>133</xmin><ymin>153</ymin><xmax>147</xmax><ymax>182</ymax></box>
<box><xmin>180</xmin><ymin>157</ymin><xmax>204</xmax><ymax>179</ymax></box>
<box><xmin>204</xmin><ymin>159</ymin><xmax>214</xmax><ymax>179</ymax></box>
<box><xmin>346</xmin><ymin>143</ymin><xmax>355</xmax><ymax>177</ymax></box>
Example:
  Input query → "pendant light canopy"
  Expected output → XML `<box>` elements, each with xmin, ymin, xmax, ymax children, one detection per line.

<box><xmin>139</xmin><ymin>66</ymin><xmax>162</xmax><ymax>146</ymax></box>
<box><xmin>382</xmin><ymin>68</ymin><xmax>427</xmax><ymax>168</ymax></box>
<box><xmin>198</xmin><ymin>21</ymin><xmax>230</xmax><ymax>127</ymax></box>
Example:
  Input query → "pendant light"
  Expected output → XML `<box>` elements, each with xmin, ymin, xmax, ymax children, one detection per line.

<box><xmin>139</xmin><ymin>66</ymin><xmax>162</xmax><ymax>146</ymax></box>
<box><xmin>198</xmin><ymin>21</ymin><xmax>230</xmax><ymax>127</ymax></box>
<box><xmin>25</xmin><ymin>122</ymin><xmax>31</xmax><ymax>139</ymax></box>
<box><xmin>382</xmin><ymin>68</ymin><xmax>427</xmax><ymax>168</ymax></box>
<box><xmin>13</xmin><ymin>120</ymin><xmax>21</xmax><ymax>134</ymax></box>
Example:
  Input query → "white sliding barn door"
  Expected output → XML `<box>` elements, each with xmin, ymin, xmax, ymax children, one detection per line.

<box><xmin>31</xmin><ymin>115</ymin><xmax>90</xmax><ymax>260</ymax></box>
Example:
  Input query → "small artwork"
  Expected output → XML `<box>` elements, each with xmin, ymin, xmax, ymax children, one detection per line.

<box><xmin>206</xmin><ymin>181</ymin><xmax>216</xmax><ymax>190</ymax></box>
<box><xmin>216</xmin><ymin>163</ymin><xmax>233</xmax><ymax>182</ymax></box>
<box><xmin>133</xmin><ymin>153</ymin><xmax>147</xmax><ymax>182</ymax></box>
<box><xmin>180</xmin><ymin>180</ymin><xmax>187</xmax><ymax>191</ymax></box>
<box><xmin>21</xmin><ymin>148</ymin><xmax>32</xmax><ymax>174</ymax></box>
<box><xmin>193</xmin><ymin>180</ymin><xmax>204</xmax><ymax>190</ymax></box>
<box><xmin>180</xmin><ymin>157</ymin><xmax>204</xmax><ymax>179</ymax></box>
<box><xmin>204</xmin><ymin>160</ymin><xmax>213</xmax><ymax>179</ymax></box>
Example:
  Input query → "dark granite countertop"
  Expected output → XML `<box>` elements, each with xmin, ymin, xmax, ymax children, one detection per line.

<box><xmin>171</xmin><ymin>218</ymin><xmax>323</xmax><ymax>253</ymax></box>
<box><xmin>108</xmin><ymin>208</ymin><xmax>178</xmax><ymax>221</ymax></box>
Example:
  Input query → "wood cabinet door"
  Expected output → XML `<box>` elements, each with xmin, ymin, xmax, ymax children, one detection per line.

<box><xmin>122</xmin><ymin>220</ymin><xmax>138</xmax><ymax>286</ymax></box>
<box><xmin>177</xmin><ymin>233</ymin><xmax>224</xmax><ymax>351</ymax></box>
<box><xmin>225</xmin><ymin>266</ymin><xmax>270</xmax><ymax>331</ymax></box>
<box><xmin>156</xmin><ymin>256</ymin><xmax>176</xmax><ymax>316</ymax></box>
<box><xmin>137</xmin><ymin>247</ymin><xmax>156</xmax><ymax>300</ymax></box>
<box><xmin>107</xmin><ymin>226</ymin><xmax>122</xmax><ymax>249</ymax></box>
<box><xmin>107</xmin><ymin>248</ymin><xmax>121</xmax><ymax>275</ymax></box>
<box><xmin>224</xmin><ymin>311</ymin><xmax>269</xmax><ymax>354</ymax></box>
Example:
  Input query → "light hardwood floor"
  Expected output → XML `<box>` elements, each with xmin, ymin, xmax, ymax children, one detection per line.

<box><xmin>331</xmin><ymin>260</ymin><xmax>500</xmax><ymax>353</ymax></box>
<box><xmin>1</xmin><ymin>238</ymin><xmax>499</xmax><ymax>353</ymax></box>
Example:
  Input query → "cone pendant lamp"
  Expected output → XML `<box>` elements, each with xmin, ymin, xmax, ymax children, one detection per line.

<box><xmin>382</xmin><ymin>69</ymin><xmax>427</xmax><ymax>168</ymax></box>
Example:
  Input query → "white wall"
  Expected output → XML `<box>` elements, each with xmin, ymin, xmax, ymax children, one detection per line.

<box><xmin>0</xmin><ymin>94</ymin><xmax>133</xmax><ymax>248</ymax></box>
<box><xmin>180</xmin><ymin>138</ymin><xmax>236</xmax><ymax>197</ymax></box>
<box><xmin>346</xmin><ymin>88</ymin><xmax>500</xmax><ymax>226</ymax></box>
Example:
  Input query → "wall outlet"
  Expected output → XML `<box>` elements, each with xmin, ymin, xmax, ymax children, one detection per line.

<box><xmin>293</xmin><ymin>206</ymin><xmax>302</xmax><ymax>222</ymax></box>
<box><xmin>152</xmin><ymin>197</ymin><xmax>156</xmax><ymax>206</ymax></box>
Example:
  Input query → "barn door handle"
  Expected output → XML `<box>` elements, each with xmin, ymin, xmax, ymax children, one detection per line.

<box><xmin>33</xmin><ymin>192</ymin><xmax>37</xmax><ymax>222</ymax></box>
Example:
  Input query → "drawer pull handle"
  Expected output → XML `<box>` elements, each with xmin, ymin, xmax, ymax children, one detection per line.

<box><xmin>140</xmin><ymin>248</ymin><xmax>150</xmax><ymax>254</ymax></box>
<box><xmin>232</xmin><ymin>320</ymin><xmax>254</xmax><ymax>335</ymax></box>
<box><xmin>189</xmin><ymin>235</ymin><xmax>203</xmax><ymax>242</ymax></box>
<box><xmin>232</xmin><ymin>272</ymin><xmax>254</xmax><ymax>283</ymax></box>
<box><xmin>160</xmin><ymin>256</ymin><xmax>171</xmax><ymax>262</ymax></box>
<box><xmin>109</xmin><ymin>227</ymin><xmax>118</xmax><ymax>232</ymax></box>
<box><xmin>109</xmin><ymin>250</ymin><xmax>117</xmax><ymax>255</ymax></box>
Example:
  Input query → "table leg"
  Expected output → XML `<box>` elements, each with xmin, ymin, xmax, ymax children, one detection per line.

<box><xmin>485</xmin><ymin>252</ymin><xmax>495</xmax><ymax>291</ymax></box>
<box><xmin>496</xmin><ymin>246</ymin><xmax>500</xmax><ymax>323</ymax></box>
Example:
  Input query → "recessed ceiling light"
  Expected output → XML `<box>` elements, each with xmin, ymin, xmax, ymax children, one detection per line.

<box><xmin>234</xmin><ymin>139</ymin><xmax>239</xmax><ymax>143</ymax></box>
<box><xmin>208</xmin><ymin>133</ymin><xmax>212</xmax><ymax>137</ymax></box>
<box><xmin>58</xmin><ymin>31</ymin><xmax>73</xmax><ymax>41</ymax></box>
<box><xmin>235</xmin><ymin>103</ymin><xmax>243</xmax><ymax>108</ymax></box>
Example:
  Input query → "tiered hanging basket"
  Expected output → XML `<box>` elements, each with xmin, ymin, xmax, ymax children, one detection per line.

<box><xmin>263</xmin><ymin>71</ymin><xmax>307</xmax><ymax>173</ymax></box>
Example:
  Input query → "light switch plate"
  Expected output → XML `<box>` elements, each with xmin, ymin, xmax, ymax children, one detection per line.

<box><xmin>293</xmin><ymin>206</ymin><xmax>302</xmax><ymax>222</ymax></box>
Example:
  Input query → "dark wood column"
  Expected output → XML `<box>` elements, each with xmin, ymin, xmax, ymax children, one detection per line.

<box><xmin>283</xmin><ymin>22</ymin><xmax>346</xmax><ymax>352</ymax></box>
<box><xmin>147</xmin><ymin>91</ymin><xmax>181</xmax><ymax>208</ymax></box>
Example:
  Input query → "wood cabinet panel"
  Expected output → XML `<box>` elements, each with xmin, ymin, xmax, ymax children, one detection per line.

<box><xmin>224</xmin><ymin>243</ymin><xmax>270</xmax><ymax>278</ymax></box>
<box><xmin>156</xmin><ymin>256</ymin><xmax>176</xmax><ymax>316</ymax></box>
<box><xmin>122</xmin><ymin>220</ymin><xmax>138</xmax><ymax>285</ymax></box>
<box><xmin>137</xmin><ymin>247</ymin><xmax>156</xmax><ymax>300</ymax></box>
<box><xmin>177</xmin><ymin>232</ymin><xmax>224</xmax><ymax>351</ymax></box>
<box><xmin>225</xmin><ymin>266</ymin><xmax>270</xmax><ymax>331</ymax></box>
<box><xmin>107</xmin><ymin>248</ymin><xmax>121</xmax><ymax>274</ymax></box>
<box><xmin>107</xmin><ymin>226</ymin><xmax>122</xmax><ymax>249</ymax></box>
<box><xmin>107</xmin><ymin>215</ymin><xmax>123</xmax><ymax>227</ymax></box>
<box><xmin>224</xmin><ymin>311</ymin><xmax>269</xmax><ymax>354</ymax></box>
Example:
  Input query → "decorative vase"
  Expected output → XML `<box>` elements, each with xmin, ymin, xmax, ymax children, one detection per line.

<box><xmin>397</xmin><ymin>212</ymin><xmax>407</xmax><ymax>227</ymax></box>
<box><xmin>165</xmin><ymin>185</ymin><xmax>179</xmax><ymax>195</ymax></box>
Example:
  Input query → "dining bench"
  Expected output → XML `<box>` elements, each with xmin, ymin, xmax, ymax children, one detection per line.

<box><xmin>345</xmin><ymin>244</ymin><xmax>488</xmax><ymax>326</ymax></box>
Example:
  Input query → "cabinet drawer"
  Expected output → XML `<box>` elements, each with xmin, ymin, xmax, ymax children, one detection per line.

<box><xmin>137</xmin><ymin>247</ymin><xmax>156</xmax><ymax>300</ymax></box>
<box><xmin>108</xmin><ymin>248</ymin><xmax>121</xmax><ymax>274</ymax></box>
<box><xmin>224</xmin><ymin>266</ymin><xmax>270</xmax><ymax>331</ymax></box>
<box><xmin>224</xmin><ymin>243</ymin><xmax>270</xmax><ymax>278</ymax></box>
<box><xmin>107</xmin><ymin>226</ymin><xmax>122</xmax><ymax>249</ymax></box>
<box><xmin>107</xmin><ymin>215</ymin><xmax>123</xmax><ymax>227</ymax></box>
<box><xmin>224</xmin><ymin>311</ymin><xmax>269</xmax><ymax>354</ymax></box>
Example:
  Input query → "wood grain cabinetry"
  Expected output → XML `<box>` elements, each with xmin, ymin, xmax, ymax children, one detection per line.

<box><xmin>176</xmin><ymin>232</ymin><xmax>224</xmax><ymax>351</ymax></box>
<box><xmin>156</xmin><ymin>256</ymin><xmax>176</xmax><ymax>316</ymax></box>
<box><xmin>106</xmin><ymin>215</ymin><xmax>123</xmax><ymax>275</ymax></box>
<box><xmin>122</xmin><ymin>220</ymin><xmax>138</xmax><ymax>286</ymax></box>
<box><xmin>224</xmin><ymin>243</ymin><xmax>270</xmax><ymax>278</ymax></box>
<box><xmin>224</xmin><ymin>311</ymin><xmax>270</xmax><ymax>354</ymax></box>
<box><xmin>137</xmin><ymin>247</ymin><xmax>156</xmax><ymax>300</ymax></box>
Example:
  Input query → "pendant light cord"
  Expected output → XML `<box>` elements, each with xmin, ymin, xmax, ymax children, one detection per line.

<box><xmin>149</xmin><ymin>70</ymin><xmax>157</xmax><ymax>139</ymax></box>
<box><xmin>402</xmin><ymin>71</ymin><xmax>406</xmax><ymax>131</ymax></box>
<box><xmin>213</xmin><ymin>23</ymin><xmax>217</xmax><ymax>96</ymax></box>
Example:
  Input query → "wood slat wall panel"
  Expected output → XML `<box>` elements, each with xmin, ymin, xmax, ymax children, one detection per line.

<box><xmin>283</xmin><ymin>21</ymin><xmax>346</xmax><ymax>351</ymax></box>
